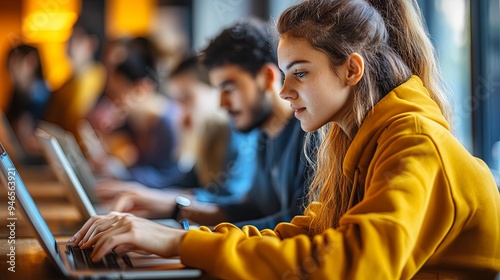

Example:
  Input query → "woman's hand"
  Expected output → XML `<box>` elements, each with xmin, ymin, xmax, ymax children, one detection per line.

<box><xmin>69</xmin><ymin>212</ymin><xmax>187</xmax><ymax>262</ymax></box>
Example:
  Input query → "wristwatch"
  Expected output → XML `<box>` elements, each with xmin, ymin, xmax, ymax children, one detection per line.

<box><xmin>171</xmin><ymin>195</ymin><xmax>192</xmax><ymax>221</ymax></box>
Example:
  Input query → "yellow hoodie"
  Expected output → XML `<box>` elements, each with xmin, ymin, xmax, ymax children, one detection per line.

<box><xmin>180</xmin><ymin>76</ymin><xmax>500</xmax><ymax>279</ymax></box>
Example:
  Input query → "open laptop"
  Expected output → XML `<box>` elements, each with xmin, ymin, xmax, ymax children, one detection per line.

<box><xmin>0</xmin><ymin>142</ymin><xmax>202</xmax><ymax>279</ymax></box>
<box><xmin>34</xmin><ymin>127</ymin><xmax>182</xmax><ymax>229</ymax></box>
<box><xmin>35</xmin><ymin>127</ymin><xmax>98</xmax><ymax>220</ymax></box>
<box><xmin>37</xmin><ymin>121</ymin><xmax>102</xmax><ymax>204</ymax></box>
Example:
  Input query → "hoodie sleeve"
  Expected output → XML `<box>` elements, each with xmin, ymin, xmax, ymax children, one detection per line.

<box><xmin>180</xmin><ymin>134</ymin><xmax>450</xmax><ymax>279</ymax></box>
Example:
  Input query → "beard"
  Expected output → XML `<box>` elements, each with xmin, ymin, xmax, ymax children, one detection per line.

<box><xmin>237</xmin><ymin>88</ymin><xmax>273</xmax><ymax>133</ymax></box>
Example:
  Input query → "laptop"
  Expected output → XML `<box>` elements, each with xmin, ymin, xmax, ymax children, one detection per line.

<box><xmin>0</xmin><ymin>142</ymin><xmax>202</xmax><ymax>279</ymax></box>
<box><xmin>34</xmin><ymin>127</ymin><xmax>182</xmax><ymax>229</ymax></box>
<box><xmin>35</xmin><ymin>127</ymin><xmax>98</xmax><ymax>220</ymax></box>
<box><xmin>37</xmin><ymin>121</ymin><xmax>102</xmax><ymax>204</ymax></box>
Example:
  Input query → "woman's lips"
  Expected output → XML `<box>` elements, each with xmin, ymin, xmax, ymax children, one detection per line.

<box><xmin>291</xmin><ymin>106</ymin><xmax>306</xmax><ymax>117</ymax></box>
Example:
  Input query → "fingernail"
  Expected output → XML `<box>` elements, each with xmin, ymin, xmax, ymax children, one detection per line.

<box><xmin>68</xmin><ymin>236</ymin><xmax>75</xmax><ymax>242</ymax></box>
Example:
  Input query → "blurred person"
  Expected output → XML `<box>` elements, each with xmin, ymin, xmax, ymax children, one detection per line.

<box><xmin>71</xmin><ymin>0</ymin><xmax>500</xmax><ymax>279</ymax></box>
<box><xmin>86</xmin><ymin>37</ymin><xmax>131</xmax><ymax>133</ymax></box>
<box><xmin>84</xmin><ymin>37</ymin><xmax>137</xmax><ymax>171</ymax></box>
<box><xmin>88</xmin><ymin>36</ymin><xmax>184</xmax><ymax>189</ymax></box>
<box><xmin>96</xmin><ymin>55</ymin><xmax>259</xmax><ymax>209</ymax></box>
<box><xmin>4</xmin><ymin>44</ymin><xmax>51</xmax><ymax>164</ymax></box>
<box><xmin>95</xmin><ymin>19</ymin><xmax>313</xmax><ymax>230</ymax></box>
<box><xmin>44</xmin><ymin>17</ymin><xmax>106</xmax><ymax>143</ymax></box>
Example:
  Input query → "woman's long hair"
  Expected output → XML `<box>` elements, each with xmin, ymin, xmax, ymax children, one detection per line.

<box><xmin>278</xmin><ymin>0</ymin><xmax>452</xmax><ymax>235</ymax></box>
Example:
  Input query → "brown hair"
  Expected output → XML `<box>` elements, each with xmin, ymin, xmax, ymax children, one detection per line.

<box><xmin>278</xmin><ymin>0</ymin><xmax>451</xmax><ymax>234</ymax></box>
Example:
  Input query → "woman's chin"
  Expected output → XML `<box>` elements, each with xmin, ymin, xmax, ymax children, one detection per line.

<box><xmin>299</xmin><ymin>122</ymin><xmax>322</xmax><ymax>133</ymax></box>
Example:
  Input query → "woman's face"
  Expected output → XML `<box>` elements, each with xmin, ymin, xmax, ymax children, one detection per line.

<box><xmin>278</xmin><ymin>37</ymin><xmax>352</xmax><ymax>132</ymax></box>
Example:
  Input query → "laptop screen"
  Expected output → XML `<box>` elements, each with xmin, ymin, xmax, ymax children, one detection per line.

<box><xmin>35</xmin><ymin>129</ymin><xmax>97</xmax><ymax>219</ymax></box>
<box><xmin>0</xmin><ymin>143</ymin><xmax>64</xmax><ymax>268</ymax></box>
<box><xmin>38</xmin><ymin>121</ymin><xmax>99</xmax><ymax>203</ymax></box>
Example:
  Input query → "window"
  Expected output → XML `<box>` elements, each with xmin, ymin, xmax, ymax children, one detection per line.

<box><xmin>471</xmin><ymin>0</ymin><xmax>500</xmax><ymax>176</ymax></box>
<box><xmin>420</xmin><ymin>0</ymin><xmax>500</xmax><ymax>185</ymax></box>
<box><xmin>418</xmin><ymin>0</ymin><xmax>473</xmax><ymax>152</ymax></box>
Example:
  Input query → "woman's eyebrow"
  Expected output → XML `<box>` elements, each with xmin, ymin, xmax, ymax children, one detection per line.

<box><xmin>285</xmin><ymin>60</ymin><xmax>310</xmax><ymax>71</ymax></box>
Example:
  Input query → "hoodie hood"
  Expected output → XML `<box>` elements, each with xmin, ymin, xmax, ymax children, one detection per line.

<box><xmin>343</xmin><ymin>75</ymin><xmax>450</xmax><ymax>182</ymax></box>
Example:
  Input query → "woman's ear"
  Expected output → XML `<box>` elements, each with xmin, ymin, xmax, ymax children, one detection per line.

<box><xmin>345</xmin><ymin>53</ymin><xmax>364</xmax><ymax>86</ymax></box>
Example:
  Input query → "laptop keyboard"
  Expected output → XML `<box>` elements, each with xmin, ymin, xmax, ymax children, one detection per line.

<box><xmin>67</xmin><ymin>245</ymin><xmax>133</xmax><ymax>270</ymax></box>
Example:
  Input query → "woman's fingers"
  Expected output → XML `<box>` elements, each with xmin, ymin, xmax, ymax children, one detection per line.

<box><xmin>69</xmin><ymin>215</ymin><xmax>103</xmax><ymax>244</ymax></box>
<box><xmin>79</xmin><ymin>213</ymin><xmax>123</xmax><ymax>246</ymax></box>
<box><xmin>73</xmin><ymin>214</ymin><xmax>188</xmax><ymax>262</ymax></box>
<box><xmin>90</xmin><ymin>216</ymin><xmax>136</xmax><ymax>261</ymax></box>
<box><xmin>69</xmin><ymin>211</ymin><xmax>131</xmax><ymax>246</ymax></box>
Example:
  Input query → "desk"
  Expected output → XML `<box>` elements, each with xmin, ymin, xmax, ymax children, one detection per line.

<box><xmin>0</xmin><ymin>238</ymin><xmax>71</xmax><ymax>280</ymax></box>
<box><xmin>0</xmin><ymin>165</ymin><xmax>208</xmax><ymax>280</ymax></box>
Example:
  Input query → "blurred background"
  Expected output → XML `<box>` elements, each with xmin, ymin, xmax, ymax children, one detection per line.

<box><xmin>0</xmin><ymin>0</ymin><xmax>498</xmax><ymax>178</ymax></box>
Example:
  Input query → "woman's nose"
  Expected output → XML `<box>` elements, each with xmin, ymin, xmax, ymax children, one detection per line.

<box><xmin>279</xmin><ymin>81</ymin><xmax>296</xmax><ymax>101</ymax></box>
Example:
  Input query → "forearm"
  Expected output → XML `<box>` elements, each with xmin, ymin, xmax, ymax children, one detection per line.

<box><xmin>179</xmin><ymin>221</ymin><xmax>412</xmax><ymax>280</ymax></box>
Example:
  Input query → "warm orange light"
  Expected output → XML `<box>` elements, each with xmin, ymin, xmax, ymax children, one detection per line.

<box><xmin>20</xmin><ymin>0</ymin><xmax>81</xmax><ymax>90</ymax></box>
<box><xmin>22</xmin><ymin>0</ymin><xmax>80</xmax><ymax>43</ymax></box>
<box><xmin>107</xmin><ymin>0</ymin><xmax>157</xmax><ymax>39</ymax></box>
<box><xmin>38</xmin><ymin>42</ymin><xmax>73</xmax><ymax>90</ymax></box>
<box><xmin>23</xmin><ymin>12</ymin><xmax>78</xmax><ymax>43</ymax></box>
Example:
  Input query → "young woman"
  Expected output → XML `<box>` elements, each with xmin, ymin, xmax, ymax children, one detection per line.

<box><xmin>69</xmin><ymin>0</ymin><xmax>500</xmax><ymax>278</ymax></box>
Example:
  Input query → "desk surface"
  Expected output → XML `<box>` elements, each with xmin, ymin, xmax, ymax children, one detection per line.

<box><xmin>0</xmin><ymin>164</ymin><xmax>207</xmax><ymax>280</ymax></box>
<box><xmin>0</xmin><ymin>238</ymin><xmax>71</xmax><ymax>280</ymax></box>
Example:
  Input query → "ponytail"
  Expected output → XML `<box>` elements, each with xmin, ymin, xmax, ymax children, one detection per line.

<box><xmin>370</xmin><ymin>0</ymin><xmax>453</xmax><ymax>123</ymax></box>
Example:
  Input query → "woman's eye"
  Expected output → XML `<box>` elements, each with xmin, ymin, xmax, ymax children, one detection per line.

<box><xmin>223</xmin><ymin>87</ymin><xmax>235</xmax><ymax>94</ymax></box>
<box><xmin>294</xmin><ymin>72</ymin><xmax>306</xmax><ymax>78</ymax></box>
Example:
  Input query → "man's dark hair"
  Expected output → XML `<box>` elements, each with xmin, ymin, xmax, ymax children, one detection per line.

<box><xmin>200</xmin><ymin>18</ymin><xmax>277</xmax><ymax>76</ymax></box>
<box><xmin>115</xmin><ymin>36</ymin><xmax>158</xmax><ymax>86</ymax></box>
<box><xmin>170</xmin><ymin>55</ymin><xmax>210</xmax><ymax>85</ymax></box>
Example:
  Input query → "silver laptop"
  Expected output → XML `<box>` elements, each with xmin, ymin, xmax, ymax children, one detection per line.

<box><xmin>37</xmin><ymin>121</ymin><xmax>101</xmax><ymax>204</ymax></box>
<box><xmin>34</xmin><ymin>127</ymin><xmax>182</xmax><ymax>229</ymax></box>
<box><xmin>0</xmin><ymin>142</ymin><xmax>202</xmax><ymax>279</ymax></box>
<box><xmin>35</xmin><ymin>127</ymin><xmax>98</xmax><ymax>220</ymax></box>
